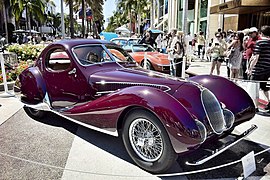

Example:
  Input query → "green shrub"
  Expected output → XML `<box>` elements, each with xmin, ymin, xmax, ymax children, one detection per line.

<box><xmin>7</xmin><ymin>44</ymin><xmax>45</xmax><ymax>61</ymax></box>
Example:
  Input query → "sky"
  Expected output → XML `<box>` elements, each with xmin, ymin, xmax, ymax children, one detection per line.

<box><xmin>54</xmin><ymin>0</ymin><xmax>116</xmax><ymax>28</ymax></box>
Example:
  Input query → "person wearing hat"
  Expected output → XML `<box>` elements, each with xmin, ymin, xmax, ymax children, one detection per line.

<box><xmin>247</xmin><ymin>25</ymin><xmax>270</xmax><ymax>113</ymax></box>
<box><xmin>244</xmin><ymin>27</ymin><xmax>261</xmax><ymax>79</ymax></box>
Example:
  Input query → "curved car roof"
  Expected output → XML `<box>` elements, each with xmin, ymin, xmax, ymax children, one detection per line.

<box><xmin>49</xmin><ymin>39</ymin><xmax>116</xmax><ymax>47</ymax></box>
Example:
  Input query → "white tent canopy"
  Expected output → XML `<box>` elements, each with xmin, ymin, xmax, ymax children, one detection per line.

<box><xmin>115</xmin><ymin>26</ymin><xmax>130</xmax><ymax>33</ymax></box>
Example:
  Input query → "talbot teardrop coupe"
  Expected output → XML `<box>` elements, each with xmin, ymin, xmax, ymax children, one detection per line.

<box><xmin>16</xmin><ymin>39</ymin><xmax>256</xmax><ymax>173</ymax></box>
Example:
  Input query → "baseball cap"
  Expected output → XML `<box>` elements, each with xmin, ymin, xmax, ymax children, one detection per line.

<box><xmin>249</xmin><ymin>27</ymin><xmax>258</xmax><ymax>32</ymax></box>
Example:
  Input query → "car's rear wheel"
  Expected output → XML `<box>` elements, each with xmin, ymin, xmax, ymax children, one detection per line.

<box><xmin>141</xmin><ymin>60</ymin><xmax>153</xmax><ymax>70</ymax></box>
<box><xmin>122</xmin><ymin>109</ymin><xmax>177</xmax><ymax>173</ymax></box>
<box><xmin>24</xmin><ymin>107</ymin><xmax>45</xmax><ymax>119</ymax></box>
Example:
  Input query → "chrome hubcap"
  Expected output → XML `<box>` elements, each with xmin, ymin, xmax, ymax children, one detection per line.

<box><xmin>129</xmin><ymin>118</ymin><xmax>163</xmax><ymax>162</ymax></box>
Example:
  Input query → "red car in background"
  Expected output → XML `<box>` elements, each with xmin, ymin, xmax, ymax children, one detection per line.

<box><xmin>129</xmin><ymin>44</ymin><xmax>171</xmax><ymax>73</ymax></box>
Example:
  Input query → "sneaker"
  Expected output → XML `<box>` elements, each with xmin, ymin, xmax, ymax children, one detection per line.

<box><xmin>265</xmin><ymin>102</ymin><xmax>270</xmax><ymax>110</ymax></box>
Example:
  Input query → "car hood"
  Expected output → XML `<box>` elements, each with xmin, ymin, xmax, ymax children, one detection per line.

<box><xmin>130</xmin><ymin>52</ymin><xmax>170</xmax><ymax>65</ymax></box>
<box><xmin>89</xmin><ymin>66</ymin><xmax>185</xmax><ymax>95</ymax></box>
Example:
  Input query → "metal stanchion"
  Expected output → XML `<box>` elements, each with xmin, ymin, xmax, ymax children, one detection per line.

<box><xmin>181</xmin><ymin>56</ymin><xmax>186</xmax><ymax>78</ymax></box>
<box><xmin>144</xmin><ymin>52</ymin><xmax>147</xmax><ymax>69</ymax></box>
<box><xmin>0</xmin><ymin>52</ymin><xmax>15</xmax><ymax>97</ymax></box>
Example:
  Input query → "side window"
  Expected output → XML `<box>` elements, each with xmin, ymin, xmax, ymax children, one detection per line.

<box><xmin>73</xmin><ymin>45</ymin><xmax>112</xmax><ymax>65</ymax></box>
<box><xmin>46</xmin><ymin>49</ymin><xmax>71</xmax><ymax>71</ymax></box>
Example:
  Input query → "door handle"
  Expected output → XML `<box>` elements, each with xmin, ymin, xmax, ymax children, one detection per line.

<box><xmin>68</xmin><ymin>68</ymin><xmax>76</xmax><ymax>75</ymax></box>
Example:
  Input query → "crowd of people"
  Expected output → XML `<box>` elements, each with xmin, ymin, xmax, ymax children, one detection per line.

<box><xmin>1</xmin><ymin>25</ymin><xmax>269</xmax><ymax>112</ymax></box>
<box><xmin>155</xmin><ymin>25</ymin><xmax>270</xmax><ymax>113</ymax></box>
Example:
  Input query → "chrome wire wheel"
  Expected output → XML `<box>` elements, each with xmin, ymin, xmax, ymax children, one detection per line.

<box><xmin>128</xmin><ymin>118</ymin><xmax>163</xmax><ymax>162</ymax></box>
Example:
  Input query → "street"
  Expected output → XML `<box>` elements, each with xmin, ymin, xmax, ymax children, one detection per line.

<box><xmin>0</xmin><ymin>60</ymin><xmax>270</xmax><ymax>179</ymax></box>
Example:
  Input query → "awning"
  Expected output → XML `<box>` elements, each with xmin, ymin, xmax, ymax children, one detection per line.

<box><xmin>210</xmin><ymin>0</ymin><xmax>270</xmax><ymax>14</ymax></box>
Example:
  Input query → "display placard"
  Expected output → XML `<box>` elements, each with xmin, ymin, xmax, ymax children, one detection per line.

<box><xmin>242</xmin><ymin>151</ymin><xmax>256</xmax><ymax>178</ymax></box>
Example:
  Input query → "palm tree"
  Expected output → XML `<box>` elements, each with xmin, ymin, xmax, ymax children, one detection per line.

<box><xmin>117</xmin><ymin>0</ymin><xmax>136</xmax><ymax>33</ymax></box>
<box><xmin>117</xmin><ymin>0</ymin><xmax>150</xmax><ymax>34</ymax></box>
<box><xmin>135</xmin><ymin>0</ymin><xmax>149</xmax><ymax>35</ymax></box>
<box><xmin>43</xmin><ymin>0</ymin><xmax>56</xmax><ymax>34</ymax></box>
<box><xmin>64</xmin><ymin>0</ymin><xmax>76</xmax><ymax>38</ymax></box>
<box><xmin>72</xmin><ymin>0</ymin><xmax>104</xmax><ymax>36</ymax></box>
<box><xmin>1</xmin><ymin>0</ymin><xmax>8</xmax><ymax>43</ymax></box>
<box><xmin>10</xmin><ymin>0</ymin><xmax>45</xmax><ymax>33</ymax></box>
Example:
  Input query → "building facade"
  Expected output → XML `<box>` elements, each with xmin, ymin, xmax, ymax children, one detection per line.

<box><xmin>155</xmin><ymin>0</ymin><xmax>270</xmax><ymax>40</ymax></box>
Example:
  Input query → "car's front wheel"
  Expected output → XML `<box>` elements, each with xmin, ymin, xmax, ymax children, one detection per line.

<box><xmin>24</xmin><ymin>107</ymin><xmax>45</xmax><ymax>119</ymax></box>
<box><xmin>122</xmin><ymin>109</ymin><xmax>177</xmax><ymax>173</ymax></box>
<box><xmin>141</xmin><ymin>60</ymin><xmax>153</xmax><ymax>70</ymax></box>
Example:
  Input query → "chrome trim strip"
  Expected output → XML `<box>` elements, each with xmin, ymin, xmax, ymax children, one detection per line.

<box><xmin>96</xmin><ymin>90</ymin><xmax>116</xmax><ymax>94</ymax></box>
<box><xmin>156</xmin><ymin>64</ymin><xmax>170</xmax><ymax>67</ymax></box>
<box><xmin>96</xmin><ymin>81</ymin><xmax>171</xmax><ymax>92</ymax></box>
<box><xmin>23</xmin><ymin>103</ymin><xmax>118</xmax><ymax>137</ymax></box>
<box><xmin>195</xmin><ymin>119</ymin><xmax>207</xmax><ymax>143</ymax></box>
<box><xmin>186</xmin><ymin>124</ymin><xmax>257</xmax><ymax>166</ymax></box>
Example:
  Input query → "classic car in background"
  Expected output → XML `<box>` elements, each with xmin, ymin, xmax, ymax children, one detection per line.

<box><xmin>110</xmin><ymin>37</ymin><xmax>140</xmax><ymax>51</ymax></box>
<box><xmin>17</xmin><ymin>39</ymin><xmax>256</xmax><ymax>173</ymax></box>
<box><xmin>111</xmin><ymin>38</ymin><xmax>171</xmax><ymax>73</ymax></box>
<box><xmin>129</xmin><ymin>44</ymin><xmax>171</xmax><ymax>73</ymax></box>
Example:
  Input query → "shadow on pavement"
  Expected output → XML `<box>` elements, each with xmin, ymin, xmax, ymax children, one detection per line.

<box><xmin>27</xmin><ymin>108</ymin><xmax>133</xmax><ymax>163</ymax></box>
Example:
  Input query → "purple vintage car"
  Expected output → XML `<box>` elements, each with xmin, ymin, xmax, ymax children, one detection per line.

<box><xmin>16</xmin><ymin>39</ymin><xmax>256</xmax><ymax>173</ymax></box>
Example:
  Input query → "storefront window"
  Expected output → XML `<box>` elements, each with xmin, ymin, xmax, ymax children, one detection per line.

<box><xmin>200</xmin><ymin>0</ymin><xmax>208</xmax><ymax>18</ymax></box>
<box><xmin>165</xmin><ymin>0</ymin><xmax>168</xmax><ymax>14</ymax></box>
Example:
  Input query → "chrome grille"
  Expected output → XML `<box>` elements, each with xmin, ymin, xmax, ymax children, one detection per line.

<box><xmin>96</xmin><ymin>82</ymin><xmax>171</xmax><ymax>93</ymax></box>
<box><xmin>201</xmin><ymin>89</ymin><xmax>225</xmax><ymax>134</ymax></box>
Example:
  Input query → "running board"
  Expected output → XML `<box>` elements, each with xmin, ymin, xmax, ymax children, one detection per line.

<box><xmin>186</xmin><ymin>124</ymin><xmax>257</xmax><ymax>166</ymax></box>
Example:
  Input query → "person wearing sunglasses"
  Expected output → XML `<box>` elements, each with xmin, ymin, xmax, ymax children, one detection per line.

<box><xmin>209</xmin><ymin>32</ymin><xmax>227</xmax><ymax>75</ymax></box>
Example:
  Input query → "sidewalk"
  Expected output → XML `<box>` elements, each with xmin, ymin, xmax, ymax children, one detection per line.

<box><xmin>0</xmin><ymin>94</ymin><xmax>23</xmax><ymax>125</ymax></box>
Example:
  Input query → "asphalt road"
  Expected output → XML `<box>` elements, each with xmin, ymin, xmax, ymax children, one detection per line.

<box><xmin>0</xmin><ymin>107</ymin><xmax>269</xmax><ymax>179</ymax></box>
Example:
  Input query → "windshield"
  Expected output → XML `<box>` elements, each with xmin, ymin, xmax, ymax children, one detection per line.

<box><xmin>132</xmin><ymin>44</ymin><xmax>156</xmax><ymax>52</ymax></box>
<box><xmin>105</xmin><ymin>44</ymin><xmax>135</xmax><ymax>63</ymax></box>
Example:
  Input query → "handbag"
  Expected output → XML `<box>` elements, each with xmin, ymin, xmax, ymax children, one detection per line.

<box><xmin>226</xmin><ymin>48</ymin><xmax>235</xmax><ymax>59</ymax></box>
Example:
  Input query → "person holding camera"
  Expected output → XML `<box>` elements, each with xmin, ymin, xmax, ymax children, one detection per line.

<box><xmin>227</xmin><ymin>32</ymin><xmax>244</xmax><ymax>79</ymax></box>
<box><xmin>209</xmin><ymin>32</ymin><xmax>227</xmax><ymax>75</ymax></box>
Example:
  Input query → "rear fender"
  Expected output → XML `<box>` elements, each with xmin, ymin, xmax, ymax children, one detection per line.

<box><xmin>189</xmin><ymin>75</ymin><xmax>255</xmax><ymax>123</ymax></box>
<box><xmin>18</xmin><ymin>67</ymin><xmax>46</xmax><ymax>104</ymax></box>
<box><xmin>64</xmin><ymin>86</ymin><xmax>204</xmax><ymax>153</ymax></box>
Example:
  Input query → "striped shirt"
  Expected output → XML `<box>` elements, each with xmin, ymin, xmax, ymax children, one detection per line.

<box><xmin>252</xmin><ymin>39</ymin><xmax>270</xmax><ymax>76</ymax></box>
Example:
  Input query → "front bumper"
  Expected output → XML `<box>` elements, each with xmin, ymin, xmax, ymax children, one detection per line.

<box><xmin>186</xmin><ymin>124</ymin><xmax>257</xmax><ymax>166</ymax></box>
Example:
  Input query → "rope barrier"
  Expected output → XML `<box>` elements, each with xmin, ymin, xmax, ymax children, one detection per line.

<box><xmin>0</xmin><ymin>147</ymin><xmax>269</xmax><ymax>177</ymax></box>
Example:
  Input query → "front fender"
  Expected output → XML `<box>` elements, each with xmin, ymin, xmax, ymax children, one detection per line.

<box><xmin>64</xmin><ymin>86</ymin><xmax>204</xmax><ymax>153</ymax></box>
<box><xmin>18</xmin><ymin>67</ymin><xmax>46</xmax><ymax>104</ymax></box>
<box><xmin>189</xmin><ymin>75</ymin><xmax>255</xmax><ymax>124</ymax></box>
